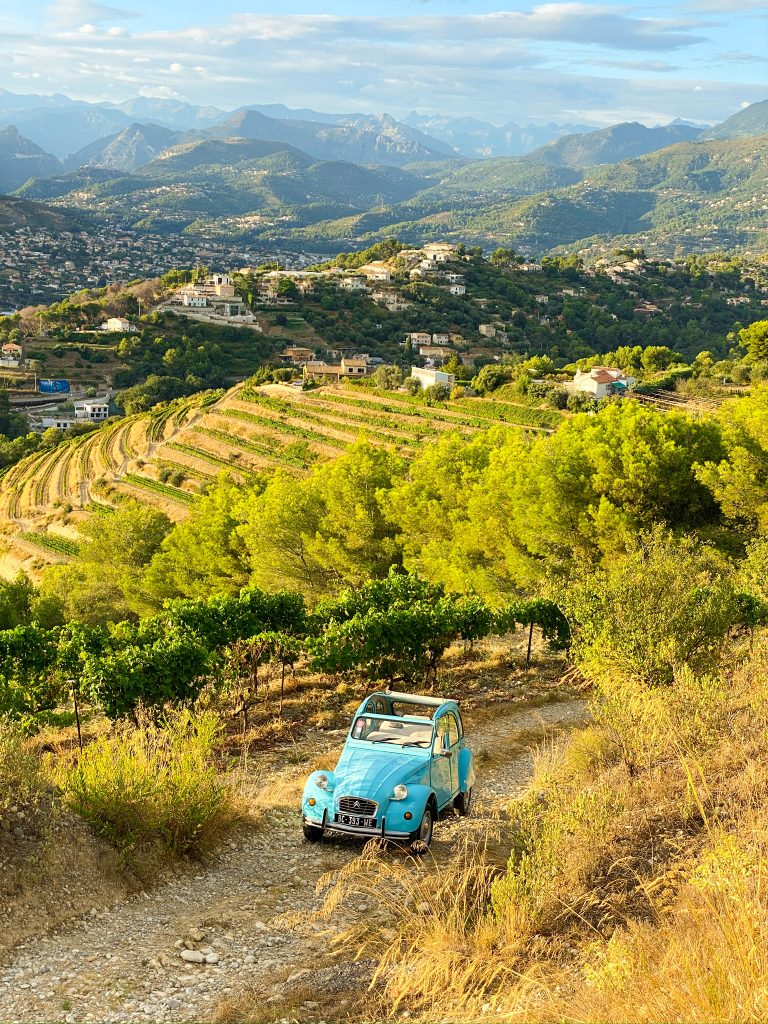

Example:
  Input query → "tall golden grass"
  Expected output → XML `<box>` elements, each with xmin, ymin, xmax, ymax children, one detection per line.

<box><xmin>313</xmin><ymin>636</ymin><xmax>768</xmax><ymax>1023</ymax></box>
<box><xmin>0</xmin><ymin>719</ymin><xmax>46</xmax><ymax>817</ymax></box>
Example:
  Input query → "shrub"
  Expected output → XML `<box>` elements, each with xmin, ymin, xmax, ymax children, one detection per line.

<box><xmin>561</xmin><ymin>528</ymin><xmax>740</xmax><ymax>687</ymax></box>
<box><xmin>58</xmin><ymin>709</ymin><xmax>234</xmax><ymax>856</ymax></box>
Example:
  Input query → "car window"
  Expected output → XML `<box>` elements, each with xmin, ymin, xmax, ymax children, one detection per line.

<box><xmin>433</xmin><ymin>716</ymin><xmax>450</xmax><ymax>754</ymax></box>
<box><xmin>352</xmin><ymin>716</ymin><xmax>376</xmax><ymax>739</ymax></box>
<box><xmin>391</xmin><ymin>700</ymin><xmax>434</xmax><ymax>721</ymax></box>
<box><xmin>353</xmin><ymin>715</ymin><xmax>432</xmax><ymax>747</ymax></box>
<box><xmin>446</xmin><ymin>712</ymin><xmax>460</xmax><ymax>747</ymax></box>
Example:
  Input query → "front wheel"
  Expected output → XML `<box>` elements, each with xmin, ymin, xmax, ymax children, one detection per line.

<box><xmin>454</xmin><ymin>788</ymin><xmax>473</xmax><ymax>817</ymax></box>
<box><xmin>410</xmin><ymin>805</ymin><xmax>434</xmax><ymax>854</ymax></box>
<box><xmin>303</xmin><ymin>821</ymin><xmax>325</xmax><ymax>843</ymax></box>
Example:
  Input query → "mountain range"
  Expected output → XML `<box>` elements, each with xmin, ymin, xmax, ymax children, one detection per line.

<box><xmin>2</xmin><ymin>90</ymin><xmax>768</xmax><ymax>258</ymax></box>
<box><xmin>0</xmin><ymin>87</ymin><xmax>718</xmax><ymax>164</ymax></box>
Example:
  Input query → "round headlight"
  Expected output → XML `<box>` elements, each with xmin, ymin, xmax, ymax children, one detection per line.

<box><xmin>393</xmin><ymin>784</ymin><xmax>408</xmax><ymax>801</ymax></box>
<box><xmin>315</xmin><ymin>773</ymin><xmax>329</xmax><ymax>791</ymax></box>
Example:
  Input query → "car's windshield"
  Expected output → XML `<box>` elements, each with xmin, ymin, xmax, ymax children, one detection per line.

<box><xmin>351</xmin><ymin>715</ymin><xmax>433</xmax><ymax>748</ymax></box>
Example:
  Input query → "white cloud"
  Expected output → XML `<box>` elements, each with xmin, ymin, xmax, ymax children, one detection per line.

<box><xmin>47</xmin><ymin>0</ymin><xmax>138</xmax><ymax>26</ymax></box>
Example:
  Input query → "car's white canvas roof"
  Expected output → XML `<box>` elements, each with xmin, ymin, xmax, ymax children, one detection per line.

<box><xmin>371</xmin><ymin>690</ymin><xmax>456</xmax><ymax>708</ymax></box>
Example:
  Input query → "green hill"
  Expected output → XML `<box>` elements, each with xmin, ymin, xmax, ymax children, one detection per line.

<box><xmin>702</xmin><ymin>98</ymin><xmax>768</xmax><ymax>141</ymax></box>
<box><xmin>264</xmin><ymin>133</ymin><xmax>768</xmax><ymax>255</ymax></box>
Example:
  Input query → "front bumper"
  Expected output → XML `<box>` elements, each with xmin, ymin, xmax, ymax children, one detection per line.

<box><xmin>302</xmin><ymin>814</ymin><xmax>411</xmax><ymax>840</ymax></box>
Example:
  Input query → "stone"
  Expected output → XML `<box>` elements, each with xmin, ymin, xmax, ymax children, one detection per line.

<box><xmin>180</xmin><ymin>950</ymin><xmax>205</xmax><ymax>964</ymax></box>
<box><xmin>204</xmin><ymin>952</ymin><xmax>219</xmax><ymax>965</ymax></box>
<box><xmin>286</xmin><ymin>968</ymin><xmax>311</xmax><ymax>984</ymax></box>
<box><xmin>188</xmin><ymin>928</ymin><xmax>205</xmax><ymax>942</ymax></box>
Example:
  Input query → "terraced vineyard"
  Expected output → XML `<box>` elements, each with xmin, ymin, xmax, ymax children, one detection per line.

<box><xmin>0</xmin><ymin>383</ymin><xmax>562</xmax><ymax>550</ymax></box>
<box><xmin>0</xmin><ymin>392</ymin><xmax>215</xmax><ymax>523</ymax></box>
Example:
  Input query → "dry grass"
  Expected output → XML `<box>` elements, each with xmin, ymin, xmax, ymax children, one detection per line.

<box><xmin>53</xmin><ymin>708</ymin><xmax>242</xmax><ymax>857</ymax></box>
<box><xmin>299</xmin><ymin>634</ymin><xmax>768</xmax><ymax>1023</ymax></box>
<box><xmin>0</xmin><ymin>720</ymin><xmax>48</xmax><ymax>818</ymax></box>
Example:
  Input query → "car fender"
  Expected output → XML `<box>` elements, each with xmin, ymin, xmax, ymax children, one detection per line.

<box><xmin>302</xmin><ymin>770</ymin><xmax>335</xmax><ymax>823</ymax></box>
<box><xmin>458</xmin><ymin>748</ymin><xmax>475</xmax><ymax>793</ymax></box>
<box><xmin>384</xmin><ymin>783</ymin><xmax>435</xmax><ymax>832</ymax></box>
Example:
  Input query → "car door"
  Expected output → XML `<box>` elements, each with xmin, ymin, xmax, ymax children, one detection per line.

<box><xmin>445</xmin><ymin>712</ymin><xmax>461</xmax><ymax>797</ymax></box>
<box><xmin>430</xmin><ymin>715</ymin><xmax>454</xmax><ymax>810</ymax></box>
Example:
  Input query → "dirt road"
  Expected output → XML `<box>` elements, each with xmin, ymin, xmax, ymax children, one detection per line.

<box><xmin>0</xmin><ymin>697</ymin><xmax>587</xmax><ymax>1023</ymax></box>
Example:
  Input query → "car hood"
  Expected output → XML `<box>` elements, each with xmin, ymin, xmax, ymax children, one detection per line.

<box><xmin>335</xmin><ymin>746</ymin><xmax>428</xmax><ymax>802</ymax></box>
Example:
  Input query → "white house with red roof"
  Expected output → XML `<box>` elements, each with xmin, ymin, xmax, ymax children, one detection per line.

<box><xmin>572</xmin><ymin>366</ymin><xmax>636</xmax><ymax>400</ymax></box>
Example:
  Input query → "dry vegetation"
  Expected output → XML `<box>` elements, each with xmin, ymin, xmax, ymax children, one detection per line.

<box><xmin>277</xmin><ymin>634</ymin><xmax>768</xmax><ymax>1024</ymax></box>
<box><xmin>0</xmin><ymin>634</ymin><xmax>566</xmax><ymax>962</ymax></box>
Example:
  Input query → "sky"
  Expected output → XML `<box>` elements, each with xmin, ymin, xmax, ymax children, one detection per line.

<box><xmin>1</xmin><ymin>0</ymin><xmax>767</xmax><ymax>126</ymax></box>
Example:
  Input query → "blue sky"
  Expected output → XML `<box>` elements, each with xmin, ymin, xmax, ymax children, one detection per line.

<box><xmin>2</xmin><ymin>0</ymin><xmax>767</xmax><ymax>125</ymax></box>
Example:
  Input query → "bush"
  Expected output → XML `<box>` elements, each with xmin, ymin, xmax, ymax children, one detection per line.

<box><xmin>567</xmin><ymin>392</ymin><xmax>598</xmax><ymax>412</ymax></box>
<box><xmin>562</xmin><ymin>529</ymin><xmax>740</xmax><ymax>687</ymax></box>
<box><xmin>58</xmin><ymin>709</ymin><xmax>234</xmax><ymax>855</ymax></box>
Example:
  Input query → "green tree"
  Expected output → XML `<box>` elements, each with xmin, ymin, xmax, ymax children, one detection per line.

<box><xmin>239</xmin><ymin>442</ymin><xmax>405</xmax><ymax>597</ymax></box>
<box><xmin>739</xmin><ymin>321</ymin><xmax>768</xmax><ymax>362</ymax></box>
<box><xmin>39</xmin><ymin>503</ymin><xmax>172</xmax><ymax>623</ymax></box>
<box><xmin>696</xmin><ymin>385</ymin><xmax>768</xmax><ymax>532</ymax></box>
<box><xmin>372</xmin><ymin>365</ymin><xmax>404</xmax><ymax>390</ymax></box>
<box><xmin>561</xmin><ymin>528</ymin><xmax>740</xmax><ymax>687</ymax></box>
<box><xmin>143</xmin><ymin>476</ymin><xmax>262</xmax><ymax>603</ymax></box>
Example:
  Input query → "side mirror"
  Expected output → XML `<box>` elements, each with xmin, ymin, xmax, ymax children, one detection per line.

<box><xmin>440</xmin><ymin>749</ymin><xmax>453</xmax><ymax>759</ymax></box>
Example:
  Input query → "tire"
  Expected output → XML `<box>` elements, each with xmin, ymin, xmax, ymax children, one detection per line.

<box><xmin>410</xmin><ymin>804</ymin><xmax>434</xmax><ymax>854</ymax></box>
<box><xmin>454</xmin><ymin>788</ymin><xmax>473</xmax><ymax>817</ymax></box>
<box><xmin>302</xmin><ymin>821</ymin><xmax>325</xmax><ymax>843</ymax></box>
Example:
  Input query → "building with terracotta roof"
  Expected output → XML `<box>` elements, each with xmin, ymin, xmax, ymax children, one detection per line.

<box><xmin>572</xmin><ymin>366</ymin><xmax>636</xmax><ymax>400</ymax></box>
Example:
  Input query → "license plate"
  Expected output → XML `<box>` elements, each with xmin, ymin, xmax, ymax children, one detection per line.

<box><xmin>337</xmin><ymin>814</ymin><xmax>375</xmax><ymax>827</ymax></box>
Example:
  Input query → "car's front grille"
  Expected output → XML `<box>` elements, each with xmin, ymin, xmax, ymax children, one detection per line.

<box><xmin>338</xmin><ymin>796</ymin><xmax>378</xmax><ymax>817</ymax></box>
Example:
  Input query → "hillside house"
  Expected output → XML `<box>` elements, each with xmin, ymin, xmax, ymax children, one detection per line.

<box><xmin>37</xmin><ymin>415</ymin><xmax>76</xmax><ymax>430</ymax></box>
<box><xmin>410</xmin><ymin>366</ymin><xmax>456</xmax><ymax>390</ymax></box>
<box><xmin>572</xmin><ymin>367</ymin><xmax>636</xmax><ymax>400</ymax></box>
<box><xmin>405</xmin><ymin>332</ymin><xmax>432</xmax><ymax>346</ymax></box>
<box><xmin>448</xmin><ymin>283</ymin><xmax>466</xmax><ymax>296</ymax></box>
<box><xmin>1</xmin><ymin>342</ymin><xmax>22</xmax><ymax>365</ymax></box>
<box><xmin>633</xmin><ymin>302</ymin><xmax>661</xmax><ymax>316</ymax></box>
<box><xmin>519</xmin><ymin>262</ymin><xmax>542</xmax><ymax>273</ymax></box>
<box><xmin>422</xmin><ymin>243</ymin><xmax>457</xmax><ymax>264</ymax></box>
<box><xmin>75</xmin><ymin>399</ymin><xmax>110</xmax><ymax>422</ymax></box>
<box><xmin>101</xmin><ymin>316</ymin><xmax>136</xmax><ymax>333</ymax></box>
<box><xmin>303</xmin><ymin>356</ymin><xmax>373</xmax><ymax>382</ymax></box>
<box><xmin>183</xmin><ymin>293</ymin><xmax>207</xmax><ymax>308</ymax></box>
<box><xmin>359</xmin><ymin>263</ymin><xmax>392</xmax><ymax>283</ymax></box>
<box><xmin>207</xmin><ymin>273</ymin><xmax>236</xmax><ymax>298</ymax></box>
<box><xmin>479</xmin><ymin>324</ymin><xmax>496</xmax><ymax>338</ymax></box>
<box><xmin>432</xmin><ymin>333</ymin><xmax>451</xmax><ymax>346</ymax></box>
<box><xmin>340</xmin><ymin>277</ymin><xmax>369</xmax><ymax>292</ymax></box>
<box><xmin>280</xmin><ymin>346</ymin><xmax>316</xmax><ymax>365</ymax></box>
<box><xmin>419</xmin><ymin>344</ymin><xmax>454</xmax><ymax>358</ymax></box>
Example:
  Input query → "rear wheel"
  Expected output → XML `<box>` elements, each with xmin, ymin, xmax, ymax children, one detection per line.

<box><xmin>303</xmin><ymin>821</ymin><xmax>325</xmax><ymax>843</ymax></box>
<box><xmin>454</xmin><ymin>788</ymin><xmax>473</xmax><ymax>817</ymax></box>
<box><xmin>410</xmin><ymin>805</ymin><xmax>434</xmax><ymax>854</ymax></box>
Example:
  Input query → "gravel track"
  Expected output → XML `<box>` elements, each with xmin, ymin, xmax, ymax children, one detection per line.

<box><xmin>0</xmin><ymin>698</ymin><xmax>587</xmax><ymax>1024</ymax></box>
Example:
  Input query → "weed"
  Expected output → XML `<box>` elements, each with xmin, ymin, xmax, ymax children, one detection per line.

<box><xmin>56</xmin><ymin>708</ymin><xmax>238</xmax><ymax>856</ymax></box>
